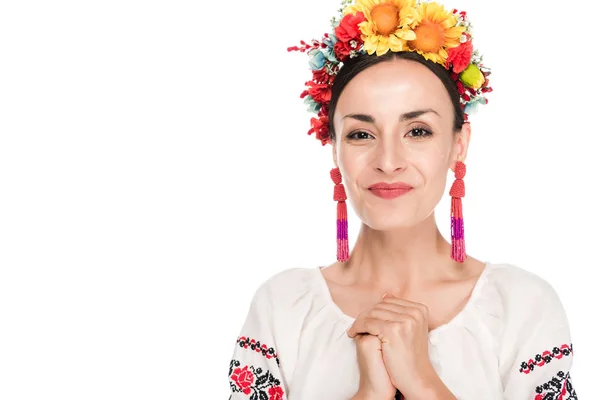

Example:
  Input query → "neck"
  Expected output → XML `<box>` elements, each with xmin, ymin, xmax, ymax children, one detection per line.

<box><xmin>344</xmin><ymin>213</ymin><xmax>456</xmax><ymax>290</ymax></box>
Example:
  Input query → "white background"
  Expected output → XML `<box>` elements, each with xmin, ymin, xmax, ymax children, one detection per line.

<box><xmin>0</xmin><ymin>0</ymin><xmax>598</xmax><ymax>398</ymax></box>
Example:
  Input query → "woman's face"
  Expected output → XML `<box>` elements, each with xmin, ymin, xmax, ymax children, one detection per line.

<box><xmin>332</xmin><ymin>58</ymin><xmax>470</xmax><ymax>231</ymax></box>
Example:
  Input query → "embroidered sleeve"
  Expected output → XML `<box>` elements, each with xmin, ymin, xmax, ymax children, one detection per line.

<box><xmin>501</xmin><ymin>285</ymin><xmax>577</xmax><ymax>399</ymax></box>
<box><xmin>228</xmin><ymin>284</ymin><xmax>287</xmax><ymax>400</ymax></box>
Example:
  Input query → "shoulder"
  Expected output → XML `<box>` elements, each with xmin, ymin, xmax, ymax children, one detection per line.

<box><xmin>249</xmin><ymin>267</ymin><xmax>322</xmax><ymax>310</ymax></box>
<box><xmin>486</xmin><ymin>262</ymin><xmax>561</xmax><ymax>299</ymax></box>
<box><xmin>485</xmin><ymin>262</ymin><xmax>569</xmax><ymax>329</ymax></box>
<box><xmin>486</xmin><ymin>263</ymin><xmax>563</xmax><ymax>304</ymax></box>
<box><xmin>243</xmin><ymin>266</ymin><xmax>332</xmax><ymax>344</ymax></box>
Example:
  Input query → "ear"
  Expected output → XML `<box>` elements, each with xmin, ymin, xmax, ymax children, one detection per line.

<box><xmin>451</xmin><ymin>122</ymin><xmax>471</xmax><ymax>170</ymax></box>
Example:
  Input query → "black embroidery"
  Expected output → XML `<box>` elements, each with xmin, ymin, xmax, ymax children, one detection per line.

<box><xmin>519</xmin><ymin>343</ymin><xmax>573</xmax><ymax>374</ymax></box>
<box><xmin>534</xmin><ymin>371</ymin><xmax>577</xmax><ymax>399</ymax></box>
<box><xmin>237</xmin><ymin>335</ymin><xmax>281</xmax><ymax>366</ymax></box>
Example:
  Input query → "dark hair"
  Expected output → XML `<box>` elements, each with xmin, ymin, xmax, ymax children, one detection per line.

<box><xmin>328</xmin><ymin>51</ymin><xmax>464</xmax><ymax>143</ymax></box>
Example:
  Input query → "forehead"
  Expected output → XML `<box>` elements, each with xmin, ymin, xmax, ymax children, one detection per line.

<box><xmin>335</xmin><ymin>58</ymin><xmax>453</xmax><ymax>119</ymax></box>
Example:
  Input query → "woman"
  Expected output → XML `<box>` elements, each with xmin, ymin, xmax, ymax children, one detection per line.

<box><xmin>228</xmin><ymin>1</ymin><xmax>577</xmax><ymax>399</ymax></box>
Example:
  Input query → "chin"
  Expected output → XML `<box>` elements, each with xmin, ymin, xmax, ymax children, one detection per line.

<box><xmin>362</xmin><ymin>214</ymin><xmax>420</xmax><ymax>231</ymax></box>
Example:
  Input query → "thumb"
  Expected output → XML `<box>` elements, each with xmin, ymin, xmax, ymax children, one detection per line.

<box><xmin>346</xmin><ymin>325</ymin><xmax>356</xmax><ymax>338</ymax></box>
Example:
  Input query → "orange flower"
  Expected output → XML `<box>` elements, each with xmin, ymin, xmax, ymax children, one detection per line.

<box><xmin>408</xmin><ymin>2</ymin><xmax>464</xmax><ymax>65</ymax></box>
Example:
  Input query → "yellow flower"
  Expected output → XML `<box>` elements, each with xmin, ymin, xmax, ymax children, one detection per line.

<box><xmin>347</xmin><ymin>0</ymin><xmax>418</xmax><ymax>56</ymax></box>
<box><xmin>407</xmin><ymin>2</ymin><xmax>465</xmax><ymax>66</ymax></box>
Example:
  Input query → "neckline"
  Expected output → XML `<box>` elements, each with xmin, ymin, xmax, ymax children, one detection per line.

<box><xmin>314</xmin><ymin>261</ymin><xmax>492</xmax><ymax>336</ymax></box>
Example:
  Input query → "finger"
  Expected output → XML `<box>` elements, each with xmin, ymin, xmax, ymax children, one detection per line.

<box><xmin>346</xmin><ymin>309</ymin><xmax>374</xmax><ymax>338</ymax></box>
<box><xmin>354</xmin><ymin>333</ymin><xmax>382</xmax><ymax>350</ymax></box>
<box><xmin>368</xmin><ymin>307</ymin><xmax>403</xmax><ymax>323</ymax></box>
<box><xmin>381</xmin><ymin>295</ymin><xmax>420</xmax><ymax>306</ymax></box>
<box><xmin>347</xmin><ymin>316</ymin><xmax>384</xmax><ymax>338</ymax></box>
<box><xmin>358</xmin><ymin>315</ymin><xmax>416</xmax><ymax>343</ymax></box>
<box><xmin>372</xmin><ymin>302</ymin><xmax>423</xmax><ymax>323</ymax></box>
<box><xmin>381</xmin><ymin>297</ymin><xmax>429</xmax><ymax>320</ymax></box>
<box><xmin>373</xmin><ymin>301</ymin><xmax>412</xmax><ymax>314</ymax></box>
<box><xmin>370</xmin><ymin>307</ymin><xmax>417</xmax><ymax>326</ymax></box>
<box><xmin>378</xmin><ymin>301</ymin><xmax>426</xmax><ymax>321</ymax></box>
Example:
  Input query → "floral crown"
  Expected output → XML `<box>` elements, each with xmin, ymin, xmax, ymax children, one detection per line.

<box><xmin>288</xmin><ymin>0</ymin><xmax>492</xmax><ymax>146</ymax></box>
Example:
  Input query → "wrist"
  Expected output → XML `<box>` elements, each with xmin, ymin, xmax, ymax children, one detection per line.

<box><xmin>402</xmin><ymin>367</ymin><xmax>455</xmax><ymax>400</ymax></box>
<box><xmin>404</xmin><ymin>377</ymin><xmax>456</xmax><ymax>400</ymax></box>
<box><xmin>351</xmin><ymin>390</ymin><xmax>395</xmax><ymax>400</ymax></box>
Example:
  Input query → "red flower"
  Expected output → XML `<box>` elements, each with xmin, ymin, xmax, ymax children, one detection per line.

<box><xmin>308</xmin><ymin>112</ymin><xmax>330</xmax><ymax>145</ymax></box>
<box><xmin>335</xmin><ymin>12</ymin><xmax>366</xmax><ymax>42</ymax></box>
<box><xmin>268</xmin><ymin>386</ymin><xmax>284</xmax><ymax>400</ymax></box>
<box><xmin>446</xmin><ymin>40</ymin><xmax>473</xmax><ymax>73</ymax></box>
<box><xmin>231</xmin><ymin>366</ymin><xmax>254</xmax><ymax>395</ymax></box>
<box><xmin>334</xmin><ymin>39</ymin><xmax>362</xmax><ymax>62</ymax></box>
<box><xmin>312</xmin><ymin>68</ymin><xmax>335</xmax><ymax>85</ymax></box>
<box><xmin>305</xmin><ymin>80</ymin><xmax>331</xmax><ymax>104</ymax></box>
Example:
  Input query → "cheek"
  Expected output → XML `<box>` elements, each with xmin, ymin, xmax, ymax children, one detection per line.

<box><xmin>406</xmin><ymin>146</ymin><xmax>451</xmax><ymax>187</ymax></box>
<box><xmin>337</xmin><ymin>147</ymin><xmax>371</xmax><ymax>179</ymax></box>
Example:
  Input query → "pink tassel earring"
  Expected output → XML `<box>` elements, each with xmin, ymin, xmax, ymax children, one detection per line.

<box><xmin>330</xmin><ymin>168</ymin><xmax>349</xmax><ymax>262</ymax></box>
<box><xmin>449</xmin><ymin>161</ymin><xmax>467</xmax><ymax>263</ymax></box>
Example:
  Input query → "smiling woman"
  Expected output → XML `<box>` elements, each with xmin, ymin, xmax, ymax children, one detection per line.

<box><xmin>227</xmin><ymin>0</ymin><xmax>578</xmax><ymax>399</ymax></box>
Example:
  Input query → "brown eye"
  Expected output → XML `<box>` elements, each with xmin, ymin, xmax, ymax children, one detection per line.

<box><xmin>347</xmin><ymin>131</ymin><xmax>374</xmax><ymax>140</ymax></box>
<box><xmin>406</xmin><ymin>127</ymin><xmax>433</xmax><ymax>138</ymax></box>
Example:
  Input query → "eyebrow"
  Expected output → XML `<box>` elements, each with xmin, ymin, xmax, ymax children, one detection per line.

<box><xmin>400</xmin><ymin>108</ymin><xmax>440</xmax><ymax>121</ymax></box>
<box><xmin>342</xmin><ymin>108</ymin><xmax>440</xmax><ymax>123</ymax></box>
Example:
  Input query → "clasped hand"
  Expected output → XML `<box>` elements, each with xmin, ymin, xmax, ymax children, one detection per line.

<box><xmin>347</xmin><ymin>292</ymin><xmax>438</xmax><ymax>399</ymax></box>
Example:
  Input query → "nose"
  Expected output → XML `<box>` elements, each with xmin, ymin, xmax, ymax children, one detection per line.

<box><xmin>374</xmin><ymin>134</ymin><xmax>408</xmax><ymax>174</ymax></box>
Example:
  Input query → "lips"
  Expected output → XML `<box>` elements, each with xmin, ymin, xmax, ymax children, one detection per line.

<box><xmin>368</xmin><ymin>182</ymin><xmax>413</xmax><ymax>190</ymax></box>
<box><xmin>368</xmin><ymin>182</ymin><xmax>413</xmax><ymax>199</ymax></box>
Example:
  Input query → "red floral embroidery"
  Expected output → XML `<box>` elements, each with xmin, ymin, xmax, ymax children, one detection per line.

<box><xmin>236</xmin><ymin>336</ymin><xmax>280</xmax><ymax>366</ymax></box>
<box><xmin>229</xmin><ymin>359</ymin><xmax>285</xmax><ymax>399</ymax></box>
<box><xmin>269</xmin><ymin>386</ymin><xmax>284</xmax><ymax>400</ymax></box>
<box><xmin>519</xmin><ymin>343</ymin><xmax>573</xmax><ymax>374</ymax></box>
<box><xmin>534</xmin><ymin>371</ymin><xmax>577</xmax><ymax>399</ymax></box>
<box><xmin>230</xmin><ymin>365</ymin><xmax>254</xmax><ymax>395</ymax></box>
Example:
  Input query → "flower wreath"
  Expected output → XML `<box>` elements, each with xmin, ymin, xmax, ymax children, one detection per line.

<box><xmin>288</xmin><ymin>0</ymin><xmax>492</xmax><ymax>146</ymax></box>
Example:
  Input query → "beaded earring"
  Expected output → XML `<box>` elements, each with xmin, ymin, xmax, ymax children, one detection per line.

<box><xmin>449</xmin><ymin>161</ymin><xmax>467</xmax><ymax>262</ymax></box>
<box><xmin>330</xmin><ymin>168</ymin><xmax>349</xmax><ymax>262</ymax></box>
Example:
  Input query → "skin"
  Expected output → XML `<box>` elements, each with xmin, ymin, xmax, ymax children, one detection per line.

<box><xmin>320</xmin><ymin>58</ymin><xmax>488</xmax><ymax>399</ymax></box>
